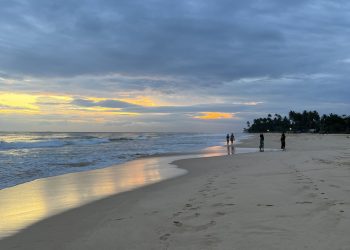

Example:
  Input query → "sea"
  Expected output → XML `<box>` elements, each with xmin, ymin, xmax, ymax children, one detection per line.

<box><xmin>0</xmin><ymin>132</ymin><xmax>249</xmax><ymax>190</ymax></box>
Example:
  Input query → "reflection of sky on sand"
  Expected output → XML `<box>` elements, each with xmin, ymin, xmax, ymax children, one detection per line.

<box><xmin>0</xmin><ymin>156</ymin><xmax>187</xmax><ymax>238</ymax></box>
<box><xmin>0</xmin><ymin>146</ymin><xmax>275</xmax><ymax>239</ymax></box>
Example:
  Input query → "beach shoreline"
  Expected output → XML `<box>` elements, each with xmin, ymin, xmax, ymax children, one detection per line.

<box><xmin>1</xmin><ymin>134</ymin><xmax>350</xmax><ymax>249</ymax></box>
<box><xmin>0</xmin><ymin>134</ymin><xmax>256</xmax><ymax>239</ymax></box>
<box><xmin>0</xmin><ymin>132</ymin><xmax>244</xmax><ymax>190</ymax></box>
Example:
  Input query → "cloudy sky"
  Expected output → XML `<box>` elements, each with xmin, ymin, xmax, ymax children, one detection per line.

<box><xmin>0</xmin><ymin>0</ymin><xmax>349</xmax><ymax>132</ymax></box>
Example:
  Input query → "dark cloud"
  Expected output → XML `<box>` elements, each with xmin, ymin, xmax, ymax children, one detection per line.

<box><xmin>124</xmin><ymin>103</ymin><xmax>252</xmax><ymax>114</ymax></box>
<box><xmin>71</xmin><ymin>97</ymin><xmax>260</xmax><ymax>114</ymax></box>
<box><xmin>0</xmin><ymin>0</ymin><xmax>349</xmax><ymax>132</ymax></box>
<box><xmin>2</xmin><ymin>0</ymin><xmax>349</xmax><ymax>80</ymax></box>
<box><xmin>71</xmin><ymin>98</ymin><xmax>138</xmax><ymax>108</ymax></box>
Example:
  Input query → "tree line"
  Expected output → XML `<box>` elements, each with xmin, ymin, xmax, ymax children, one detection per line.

<box><xmin>245</xmin><ymin>110</ymin><xmax>350</xmax><ymax>134</ymax></box>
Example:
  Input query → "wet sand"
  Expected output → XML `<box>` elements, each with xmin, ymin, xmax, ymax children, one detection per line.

<box><xmin>0</xmin><ymin>143</ymin><xmax>260</xmax><ymax>239</ymax></box>
<box><xmin>1</xmin><ymin>134</ymin><xmax>350</xmax><ymax>249</ymax></box>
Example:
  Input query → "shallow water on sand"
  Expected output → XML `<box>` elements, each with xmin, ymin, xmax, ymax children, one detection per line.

<box><xmin>0</xmin><ymin>146</ymin><xmax>273</xmax><ymax>239</ymax></box>
<box><xmin>0</xmin><ymin>132</ymin><xmax>241</xmax><ymax>189</ymax></box>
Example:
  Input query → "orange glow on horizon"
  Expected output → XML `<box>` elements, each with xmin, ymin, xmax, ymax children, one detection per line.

<box><xmin>0</xmin><ymin>92</ymin><xmax>146</xmax><ymax>117</ymax></box>
<box><xmin>194</xmin><ymin>112</ymin><xmax>234</xmax><ymax>120</ymax></box>
<box><xmin>0</xmin><ymin>92</ymin><xmax>38</xmax><ymax>110</ymax></box>
<box><xmin>0</xmin><ymin>92</ymin><xmax>239</xmax><ymax>124</ymax></box>
<box><xmin>120</xmin><ymin>96</ymin><xmax>157</xmax><ymax>107</ymax></box>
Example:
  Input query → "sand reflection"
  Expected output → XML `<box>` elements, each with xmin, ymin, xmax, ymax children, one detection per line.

<box><xmin>0</xmin><ymin>156</ymin><xmax>186</xmax><ymax>238</ymax></box>
<box><xmin>0</xmin><ymin>147</ymin><xmax>263</xmax><ymax>238</ymax></box>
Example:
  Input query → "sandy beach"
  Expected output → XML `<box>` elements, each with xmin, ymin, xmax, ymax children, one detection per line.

<box><xmin>1</xmin><ymin>134</ymin><xmax>350</xmax><ymax>249</ymax></box>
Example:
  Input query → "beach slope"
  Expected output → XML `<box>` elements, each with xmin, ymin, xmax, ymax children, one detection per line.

<box><xmin>1</xmin><ymin>134</ymin><xmax>350</xmax><ymax>249</ymax></box>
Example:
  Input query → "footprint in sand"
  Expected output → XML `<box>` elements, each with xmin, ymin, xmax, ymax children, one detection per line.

<box><xmin>215</xmin><ymin>211</ymin><xmax>226</xmax><ymax>216</ymax></box>
<box><xmin>173</xmin><ymin>220</ymin><xmax>216</xmax><ymax>232</ymax></box>
<box><xmin>198</xmin><ymin>189</ymin><xmax>208</xmax><ymax>194</ymax></box>
<box><xmin>257</xmin><ymin>204</ymin><xmax>274</xmax><ymax>207</ymax></box>
<box><xmin>173</xmin><ymin>221</ymin><xmax>183</xmax><ymax>227</ymax></box>
<box><xmin>112</xmin><ymin>217</ymin><xmax>125</xmax><ymax>221</ymax></box>
<box><xmin>194</xmin><ymin>221</ymin><xmax>217</xmax><ymax>231</ymax></box>
<box><xmin>225</xmin><ymin>203</ymin><xmax>236</xmax><ymax>206</ymax></box>
<box><xmin>212</xmin><ymin>201</ymin><xmax>235</xmax><ymax>206</ymax></box>
<box><xmin>326</xmin><ymin>202</ymin><xmax>337</xmax><ymax>206</ymax></box>
<box><xmin>159</xmin><ymin>233</ymin><xmax>171</xmax><ymax>241</ymax></box>
<box><xmin>173</xmin><ymin>211</ymin><xmax>182</xmax><ymax>217</ymax></box>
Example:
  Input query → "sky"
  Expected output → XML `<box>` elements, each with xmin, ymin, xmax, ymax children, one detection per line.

<box><xmin>0</xmin><ymin>0</ymin><xmax>349</xmax><ymax>132</ymax></box>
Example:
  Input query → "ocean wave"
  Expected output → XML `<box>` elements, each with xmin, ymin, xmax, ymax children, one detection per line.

<box><xmin>0</xmin><ymin>137</ymin><xmax>111</xmax><ymax>150</ymax></box>
<box><xmin>0</xmin><ymin>132</ymin><xmax>238</xmax><ymax>189</ymax></box>
<box><xmin>109</xmin><ymin>137</ymin><xmax>134</xmax><ymax>142</ymax></box>
<box><xmin>31</xmin><ymin>135</ymin><xmax>100</xmax><ymax>141</ymax></box>
<box><xmin>0</xmin><ymin>135</ymin><xmax>149</xmax><ymax>150</ymax></box>
<box><xmin>57</xmin><ymin>161</ymin><xmax>94</xmax><ymax>168</ymax></box>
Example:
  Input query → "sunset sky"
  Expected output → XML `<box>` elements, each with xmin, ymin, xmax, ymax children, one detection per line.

<box><xmin>1</xmin><ymin>0</ymin><xmax>349</xmax><ymax>132</ymax></box>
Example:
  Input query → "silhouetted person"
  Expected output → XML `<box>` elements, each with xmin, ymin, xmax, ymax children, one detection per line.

<box><xmin>230</xmin><ymin>133</ymin><xmax>235</xmax><ymax>145</ymax></box>
<box><xmin>281</xmin><ymin>132</ymin><xmax>286</xmax><ymax>151</ymax></box>
<box><xmin>259</xmin><ymin>133</ymin><xmax>264</xmax><ymax>152</ymax></box>
<box><xmin>226</xmin><ymin>134</ymin><xmax>230</xmax><ymax>145</ymax></box>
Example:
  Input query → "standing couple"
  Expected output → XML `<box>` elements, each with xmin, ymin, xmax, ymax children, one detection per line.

<box><xmin>226</xmin><ymin>133</ymin><xmax>235</xmax><ymax>145</ymax></box>
<box><xmin>226</xmin><ymin>133</ymin><xmax>235</xmax><ymax>155</ymax></box>
<box><xmin>259</xmin><ymin>132</ymin><xmax>286</xmax><ymax>152</ymax></box>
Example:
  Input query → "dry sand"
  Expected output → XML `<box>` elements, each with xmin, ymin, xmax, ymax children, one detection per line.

<box><xmin>1</xmin><ymin>134</ymin><xmax>350</xmax><ymax>249</ymax></box>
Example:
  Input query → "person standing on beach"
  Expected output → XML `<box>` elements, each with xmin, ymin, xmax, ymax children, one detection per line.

<box><xmin>259</xmin><ymin>133</ymin><xmax>264</xmax><ymax>152</ymax></box>
<box><xmin>230</xmin><ymin>133</ymin><xmax>235</xmax><ymax>145</ymax></box>
<box><xmin>226</xmin><ymin>134</ymin><xmax>230</xmax><ymax>145</ymax></box>
<box><xmin>281</xmin><ymin>132</ymin><xmax>286</xmax><ymax>151</ymax></box>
